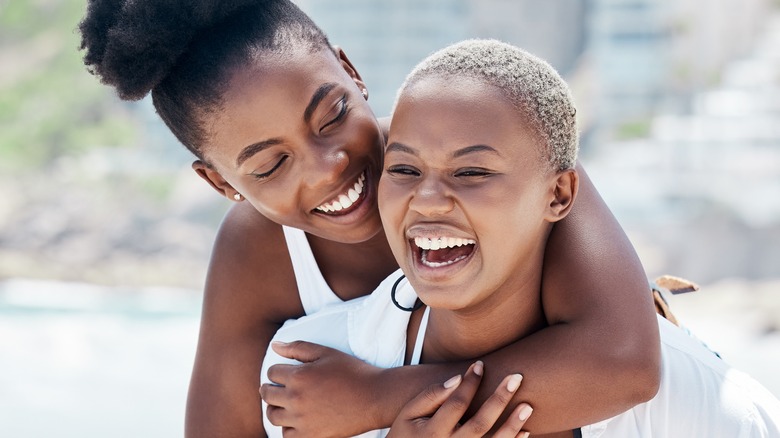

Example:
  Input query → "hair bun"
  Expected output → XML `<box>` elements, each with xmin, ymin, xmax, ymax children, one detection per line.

<box><xmin>79</xmin><ymin>0</ymin><xmax>260</xmax><ymax>100</ymax></box>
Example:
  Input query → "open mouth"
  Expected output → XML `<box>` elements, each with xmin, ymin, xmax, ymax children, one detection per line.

<box><xmin>413</xmin><ymin>236</ymin><xmax>476</xmax><ymax>268</ymax></box>
<box><xmin>314</xmin><ymin>172</ymin><xmax>366</xmax><ymax>215</ymax></box>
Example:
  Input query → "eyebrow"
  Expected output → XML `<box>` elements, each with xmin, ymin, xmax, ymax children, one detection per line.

<box><xmin>236</xmin><ymin>138</ymin><xmax>283</xmax><ymax>167</ymax></box>
<box><xmin>385</xmin><ymin>142</ymin><xmax>500</xmax><ymax>159</ymax></box>
<box><xmin>234</xmin><ymin>82</ymin><xmax>338</xmax><ymax>168</ymax></box>
<box><xmin>303</xmin><ymin>82</ymin><xmax>338</xmax><ymax>124</ymax></box>
<box><xmin>385</xmin><ymin>142</ymin><xmax>418</xmax><ymax>156</ymax></box>
<box><xmin>451</xmin><ymin>144</ymin><xmax>500</xmax><ymax>158</ymax></box>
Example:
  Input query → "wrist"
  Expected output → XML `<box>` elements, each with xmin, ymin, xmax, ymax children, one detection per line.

<box><xmin>366</xmin><ymin>366</ymin><xmax>397</xmax><ymax>429</ymax></box>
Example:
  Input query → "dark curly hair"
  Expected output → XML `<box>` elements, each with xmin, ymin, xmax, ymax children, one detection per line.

<box><xmin>79</xmin><ymin>0</ymin><xmax>332</xmax><ymax>159</ymax></box>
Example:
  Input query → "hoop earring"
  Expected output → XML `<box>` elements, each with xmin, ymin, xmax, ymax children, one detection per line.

<box><xmin>391</xmin><ymin>274</ymin><xmax>422</xmax><ymax>312</ymax></box>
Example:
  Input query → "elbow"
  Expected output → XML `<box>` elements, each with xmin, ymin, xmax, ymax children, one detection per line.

<box><xmin>609</xmin><ymin>333</ymin><xmax>662</xmax><ymax>404</ymax></box>
<box><xmin>591</xmin><ymin>318</ymin><xmax>661</xmax><ymax>406</ymax></box>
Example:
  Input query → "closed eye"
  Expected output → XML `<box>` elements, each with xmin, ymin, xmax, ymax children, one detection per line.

<box><xmin>320</xmin><ymin>95</ymin><xmax>349</xmax><ymax>132</ymax></box>
<box><xmin>385</xmin><ymin>165</ymin><xmax>420</xmax><ymax>177</ymax></box>
<box><xmin>252</xmin><ymin>155</ymin><xmax>289</xmax><ymax>180</ymax></box>
<box><xmin>454</xmin><ymin>168</ymin><xmax>493</xmax><ymax>177</ymax></box>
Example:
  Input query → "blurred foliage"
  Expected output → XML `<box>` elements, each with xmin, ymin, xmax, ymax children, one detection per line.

<box><xmin>0</xmin><ymin>0</ymin><xmax>139</xmax><ymax>172</ymax></box>
<box><xmin>615</xmin><ymin>118</ymin><xmax>652</xmax><ymax>140</ymax></box>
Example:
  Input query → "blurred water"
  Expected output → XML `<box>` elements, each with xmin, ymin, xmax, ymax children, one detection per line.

<box><xmin>0</xmin><ymin>279</ymin><xmax>201</xmax><ymax>438</ymax></box>
<box><xmin>1</xmin><ymin>280</ymin><xmax>778</xmax><ymax>437</ymax></box>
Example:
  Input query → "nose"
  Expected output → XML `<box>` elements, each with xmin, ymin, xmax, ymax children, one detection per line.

<box><xmin>408</xmin><ymin>175</ymin><xmax>455</xmax><ymax>218</ymax></box>
<box><xmin>304</xmin><ymin>147</ymin><xmax>350</xmax><ymax>190</ymax></box>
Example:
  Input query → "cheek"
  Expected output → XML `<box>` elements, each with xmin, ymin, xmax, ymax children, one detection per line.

<box><xmin>244</xmin><ymin>185</ymin><xmax>302</xmax><ymax>223</ymax></box>
<box><xmin>378</xmin><ymin>181</ymin><xmax>400</xmax><ymax>223</ymax></box>
<box><xmin>378</xmin><ymin>182</ymin><xmax>409</xmax><ymax>240</ymax></box>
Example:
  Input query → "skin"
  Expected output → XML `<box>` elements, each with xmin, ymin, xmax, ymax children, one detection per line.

<box><xmin>388</xmin><ymin>362</ymin><xmax>534</xmax><ymax>438</ymax></box>
<box><xmin>185</xmin><ymin>46</ymin><xmax>661</xmax><ymax>437</ymax></box>
<box><xmin>383</xmin><ymin>75</ymin><xmax>578</xmax><ymax>436</ymax></box>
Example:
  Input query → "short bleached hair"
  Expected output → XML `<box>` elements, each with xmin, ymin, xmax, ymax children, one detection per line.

<box><xmin>395</xmin><ymin>39</ymin><xmax>578</xmax><ymax>171</ymax></box>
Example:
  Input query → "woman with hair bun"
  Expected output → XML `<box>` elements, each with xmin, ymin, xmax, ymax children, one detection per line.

<box><xmin>79</xmin><ymin>1</ymin><xmax>661</xmax><ymax>436</ymax></box>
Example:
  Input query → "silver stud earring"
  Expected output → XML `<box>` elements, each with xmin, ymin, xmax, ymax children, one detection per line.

<box><xmin>233</xmin><ymin>193</ymin><xmax>242</xmax><ymax>201</ymax></box>
<box><xmin>361</xmin><ymin>88</ymin><xmax>368</xmax><ymax>99</ymax></box>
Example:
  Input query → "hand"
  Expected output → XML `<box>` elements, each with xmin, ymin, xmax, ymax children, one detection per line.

<box><xmin>260</xmin><ymin>341</ymin><xmax>383</xmax><ymax>438</ymax></box>
<box><xmin>388</xmin><ymin>361</ymin><xmax>532</xmax><ymax>438</ymax></box>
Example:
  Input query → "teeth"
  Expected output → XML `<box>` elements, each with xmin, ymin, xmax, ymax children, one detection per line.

<box><xmin>414</xmin><ymin>236</ymin><xmax>476</xmax><ymax>250</ymax></box>
<box><xmin>315</xmin><ymin>173</ymin><xmax>366</xmax><ymax>213</ymax></box>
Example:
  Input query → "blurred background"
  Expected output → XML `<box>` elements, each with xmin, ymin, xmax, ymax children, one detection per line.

<box><xmin>1</xmin><ymin>0</ymin><xmax>779</xmax><ymax>436</ymax></box>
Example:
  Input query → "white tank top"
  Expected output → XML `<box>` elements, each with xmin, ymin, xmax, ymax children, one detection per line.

<box><xmin>282</xmin><ymin>226</ymin><xmax>344</xmax><ymax>315</ymax></box>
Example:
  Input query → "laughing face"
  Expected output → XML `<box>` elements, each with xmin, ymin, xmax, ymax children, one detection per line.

<box><xmin>200</xmin><ymin>47</ymin><xmax>385</xmax><ymax>244</ymax></box>
<box><xmin>379</xmin><ymin>75</ymin><xmax>572</xmax><ymax>312</ymax></box>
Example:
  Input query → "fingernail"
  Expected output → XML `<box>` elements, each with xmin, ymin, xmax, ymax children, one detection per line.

<box><xmin>444</xmin><ymin>374</ymin><xmax>462</xmax><ymax>389</ymax></box>
<box><xmin>518</xmin><ymin>404</ymin><xmax>533</xmax><ymax>421</ymax></box>
<box><xmin>506</xmin><ymin>374</ymin><xmax>523</xmax><ymax>392</ymax></box>
<box><xmin>473</xmin><ymin>360</ymin><xmax>484</xmax><ymax>376</ymax></box>
<box><xmin>520</xmin><ymin>432</ymin><xmax>530</xmax><ymax>438</ymax></box>
<box><xmin>271</xmin><ymin>341</ymin><xmax>288</xmax><ymax>347</ymax></box>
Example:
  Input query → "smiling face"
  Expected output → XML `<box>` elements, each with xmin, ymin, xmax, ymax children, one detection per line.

<box><xmin>380</xmin><ymin>75</ymin><xmax>570</xmax><ymax>311</ymax></box>
<box><xmin>201</xmin><ymin>47</ymin><xmax>385</xmax><ymax>243</ymax></box>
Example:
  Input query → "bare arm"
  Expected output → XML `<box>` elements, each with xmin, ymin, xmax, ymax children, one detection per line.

<box><xmin>263</xmin><ymin>163</ymin><xmax>660</xmax><ymax>435</ymax></box>
<box><xmin>185</xmin><ymin>201</ymin><xmax>305</xmax><ymax>438</ymax></box>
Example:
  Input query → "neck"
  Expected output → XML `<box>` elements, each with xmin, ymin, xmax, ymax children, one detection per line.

<box><xmin>307</xmin><ymin>228</ymin><xmax>398</xmax><ymax>301</ymax></box>
<box><xmin>421</xmin><ymin>255</ymin><xmax>547</xmax><ymax>364</ymax></box>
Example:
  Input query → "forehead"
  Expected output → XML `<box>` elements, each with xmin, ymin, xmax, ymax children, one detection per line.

<box><xmin>205</xmin><ymin>48</ymin><xmax>347</xmax><ymax>157</ymax></box>
<box><xmin>390</xmin><ymin>75</ymin><xmax>539</xmax><ymax>159</ymax></box>
<box><xmin>223</xmin><ymin>47</ymin><xmax>343</xmax><ymax>106</ymax></box>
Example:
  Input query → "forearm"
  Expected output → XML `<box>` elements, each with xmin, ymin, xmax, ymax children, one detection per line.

<box><xmin>372</xmin><ymin>315</ymin><xmax>657</xmax><ymax>433</ymax></box>
<box><xmin>470</xmin><ymin>317</ymin><xmax>658</xmax><ymax>433</ymax></box>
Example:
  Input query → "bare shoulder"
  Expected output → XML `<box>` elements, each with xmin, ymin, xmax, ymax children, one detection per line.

<box><xmin>205</xmin><ymin>201</ymin><xmax>303</xmax><ymax>329</ymax></box>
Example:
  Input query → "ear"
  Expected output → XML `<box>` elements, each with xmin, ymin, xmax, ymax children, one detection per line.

<box><xmin>192</xmin><ymin>160</ymin><xmax>243</xmax><ymax>201</ymax></box>
<box><xmin>545</xmin><ymin>169</ymin><xmax>578</xmax><ymax>223</ymax></box>
<box><xmin>333</xmin><ymin>45</ymin><xmax>368</xmax><ymax>98</ymax></box>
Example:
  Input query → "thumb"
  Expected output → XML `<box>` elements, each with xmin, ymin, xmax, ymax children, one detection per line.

<box><xmin>398</xmin><ymin>374</ymin><xmax>462</xmax><ymax>420</ymax></box>
<box><xmin>271</xmin><ymin>340</ymin><xmax>328</xmax><ymax>363</ymax></box>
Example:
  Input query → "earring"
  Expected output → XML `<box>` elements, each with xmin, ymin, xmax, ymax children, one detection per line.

<box><xmin>361</xmin><ymin>88</ymin><xmax>368</xmax><ymax>99</ymax></box>
<box><xmin>233</xmin><ymin>193</ymin><xmax>242</xmax><ymax>201</ymax></box>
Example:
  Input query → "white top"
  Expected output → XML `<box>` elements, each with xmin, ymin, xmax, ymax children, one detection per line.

<box><xmin>282</xmin><ymin>225</ymin><xmax>344</xmax><ymax>315</ymax></box>
<box><xmin>261</xmin><ymin>270</ymin><xmax>414</xmax><ymax>438</ymax></box>
<box><xmin>261</xmin><ymin>273</ymin><xmax>780</xmax><ymax>438</ymax></box>
<box><xmin>581</xmin><ymin>317</ymin><xmax>780</xmax><ymax>437</ymax></box>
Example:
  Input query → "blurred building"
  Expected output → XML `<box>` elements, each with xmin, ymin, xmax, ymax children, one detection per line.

<box><xmin>584</xmin><ymin>0</ymin><xmax>773</xmax><ymax>145</ymax></box>
<box><xmin>586</xmin><ymin>0</ymin><xmax>671</xmax><ymax>139</ymax></box>
<box><xmin>296</xmin><ymin>0</ymin><xmax>587</xmax><ymax>115</ymax></box>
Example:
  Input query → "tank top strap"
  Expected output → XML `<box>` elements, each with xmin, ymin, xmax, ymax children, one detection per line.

<box><xmin>281</xmin><ymin>226</ymin><xmax>343</xmax><ymax>315</ymax></box>
<box><xmin>410</xmin><ymin>306</ymin><xmax>430</xmax><ymax>365</ymax></box>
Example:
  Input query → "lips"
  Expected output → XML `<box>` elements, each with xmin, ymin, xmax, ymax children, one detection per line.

<box><xmin>314</xmin><ymin>172</ymin><xmax>366</xmax><ymax>214</ymax></box>
<box><xmin>412</xmin><ymin>235</ymin><xmax>476</xmax><ymax>268</ymax></box>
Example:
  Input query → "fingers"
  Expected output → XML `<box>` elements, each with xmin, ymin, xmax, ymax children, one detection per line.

<box><xmin>260</xmin><ymin>382</ymin><xmax>289</xmax><ymax>410</ymax></box>
<box><xmin>425</xmin><ymin>361</ymin><xmax>485</xmax><ymax>430</ymax></box>
<box><xmin>396</xmin><ymin>373</ymin><xmax>464</xmax><ymax>421</ymax></box>
<box><xmin>266</xmin><ymin>363</ymin><xmax>299</xmax><ymax>386</ymax></box>
<box><xmin>492</xmin><ymin>402</ymin><xmax>533</xmax><ymax>438</ymax></box>
<box><xmin>457</xmin><ymin>373</ymin><xmax>529</xmax><ymax>437</ymax></box>
<box><xmin>271</xmin><ymin>340</ymin><xmax>327</xmax><ymax>363</ymax></box>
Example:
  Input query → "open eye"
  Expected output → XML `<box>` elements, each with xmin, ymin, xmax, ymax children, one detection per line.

<box><xmin>320</xmin><ymin>95</ymin><xmax>349</xmax><ymax>133</ymax></box>
<box><xmin>252</xmin><ymin>155</ymin><xmax>289</xmax><ymax>180</ymax></box>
